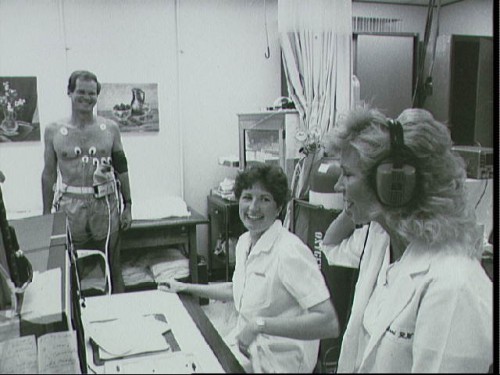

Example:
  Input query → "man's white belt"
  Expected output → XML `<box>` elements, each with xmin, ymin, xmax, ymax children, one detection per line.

<box><xmin>59</xmin><ymin>183</ymin><xmax>94</xmax><ymax>195</ymax></box>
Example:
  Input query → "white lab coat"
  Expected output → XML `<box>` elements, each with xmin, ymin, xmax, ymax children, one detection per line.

<box><xmin>227</xmin><ymin>220</ymin><xmax>331</xmax><ymax>373</ymax></box>
<box><xmin>322</xmin><ymin>222</ymin><xmax>493</xmax><ymax>373</ymax></box>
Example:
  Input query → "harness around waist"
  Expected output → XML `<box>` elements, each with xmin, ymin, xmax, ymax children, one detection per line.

<box><xmin>58</xmin><ymin>182</ymin><xmax>117</xmax><ymax>197</ymax></box>
<box><xmin>58</xmin><ymin>183</ymin><xmax>95</xmax><ymax>195</ymax></box>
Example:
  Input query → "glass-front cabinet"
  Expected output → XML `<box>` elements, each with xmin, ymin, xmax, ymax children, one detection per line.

<box><xmin>238</xmin><ymin>110</ymin><xmax>301</xmax><ymax>186</ymax></box>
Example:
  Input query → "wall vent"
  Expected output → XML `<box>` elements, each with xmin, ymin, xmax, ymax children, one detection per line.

<box><xmin>352</xmin><ymin>16</ymin><xmax>403</xmax><ymax>33</ymax></box>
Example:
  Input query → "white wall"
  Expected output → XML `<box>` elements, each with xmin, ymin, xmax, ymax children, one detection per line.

<box><xmin>177</xmin><ymin>0</ymin><xmax>282</xmax><ymax>253</ymax></box>
<box><xmin>440</xmin><ymin>0</ymin><xmax>493</xmax><ymax>36</ymax></box>
<box><xmin>0</xmin><ymin>0</ymin><xmax>67</xmax><ymax>214</ymax></box>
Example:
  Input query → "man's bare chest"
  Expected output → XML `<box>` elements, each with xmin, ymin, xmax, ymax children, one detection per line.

<box><xmin>54</xmin><ymin>123</ymin><xmax>114</xmax><ymax>160</ymax></box>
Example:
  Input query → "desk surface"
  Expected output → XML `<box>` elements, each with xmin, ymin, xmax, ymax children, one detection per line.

<box><xmin>80</xmin><ymin>290</ymin><xmax>244</xmax><ymax>374</ymax></box>
<box><xmin>179</xmin><ymin>294</ymin><xmax>244</xmax><ymax>373</ymax></box>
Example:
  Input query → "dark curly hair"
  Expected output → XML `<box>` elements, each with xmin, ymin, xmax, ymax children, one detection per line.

<box><xmin>67</xmin><ymin>70</ymin><xmax>101</xmax><ymax>95</ymax></box>
<box><xmin>234</xmin><ymin>163</ymin><xmax>290</xmax><ymax>211</ymax></box>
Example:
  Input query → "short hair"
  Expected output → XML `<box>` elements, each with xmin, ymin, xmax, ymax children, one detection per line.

<box><xmin>67</xmin><ymin>70</ymin><xmax>101</xmax><ymax>95</ymax></box>
<box><xmin>325</xmin><ymin>107</ymin><xmax>482</xmax><ymax>257</ymax></box>
<box><xmin>234</xmin><ymin>163</ymin><xmax>290</xmax><ymax>211</ymax></box>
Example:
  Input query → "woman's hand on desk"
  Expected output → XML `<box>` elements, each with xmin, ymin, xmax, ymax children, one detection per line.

<box><xmin>158</xmin><ymin>279</ymin><xmax>187</xmax><ymax>293</ymax></box>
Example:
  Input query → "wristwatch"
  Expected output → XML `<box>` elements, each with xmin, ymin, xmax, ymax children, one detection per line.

<box><xmin>255</xmin><ymin>317</ymin><xmax>266</xmax><ymax>333</ymax></box>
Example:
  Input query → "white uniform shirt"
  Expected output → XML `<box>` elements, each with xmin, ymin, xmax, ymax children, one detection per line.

<box><xmin>323</xmin><ymin>222</ymin><xmax>493</xmax><ymax>373</ymax></box>
<box><xmin>229</xmin><ymin>220</ymin><xmax>331</xmax><ymax>373</ymax></box>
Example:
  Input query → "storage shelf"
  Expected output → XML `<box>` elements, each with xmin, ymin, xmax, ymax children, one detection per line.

<box><xmin>207</xmin><ymin>195</ymin><xmax>245</xmax><ymax>282</ymax></box>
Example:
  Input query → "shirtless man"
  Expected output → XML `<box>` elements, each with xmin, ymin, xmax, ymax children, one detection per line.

<box><xmin>42</xmin><ymin>70</ymin><xmax>132</xmax><ymax>294</ymax></box>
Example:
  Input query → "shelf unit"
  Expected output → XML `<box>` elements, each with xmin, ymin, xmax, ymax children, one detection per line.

<box><xmin>238</xmin><ymin>110</ymin><xmax>301</xmax><ymax>186</ymax></box>
<box><xmin>207</xmin><ymin>194</ymin><xmax>245</xmax><ymax>282</ymax></box>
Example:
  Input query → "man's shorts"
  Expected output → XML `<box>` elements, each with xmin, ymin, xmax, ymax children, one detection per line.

<box><xmin>58</xmin><ymin>193</ymin><xmax>120</xmax><ymax>245</ymax></box>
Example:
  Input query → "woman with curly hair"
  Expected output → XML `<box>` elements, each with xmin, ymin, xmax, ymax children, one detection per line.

<box><xmin>322</xmin><ymin>107</ymin><xmax>492</xmax><ymax>373</ymax></box>
<box><xmin>161</xmin><ymin>163</ymin><xmax>339</xmax><ymax>373</ymax></box>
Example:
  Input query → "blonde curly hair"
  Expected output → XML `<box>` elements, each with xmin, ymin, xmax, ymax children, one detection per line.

<box><xmin>325</xmin><ymin>107</ymin><xmax>483</xmax><ymax>258</ymax></box>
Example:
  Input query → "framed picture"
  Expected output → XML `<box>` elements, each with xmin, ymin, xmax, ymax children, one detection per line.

<box><xmin>97</xmin><ymin>83</ymin><xmax>160</xmax><ymax>133</ymax></box>
<box><xmin>0</xmin><ymin>76</ymin><xmax>40</xmax><ymax>142</ymax></box>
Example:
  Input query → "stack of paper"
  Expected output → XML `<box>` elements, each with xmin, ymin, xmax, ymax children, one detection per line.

<box><xmin>0</xmin><ymin>331</ymin><xmax>81</xmax><ymax>374</ymax></box>
<box><xmin>20</xmin><ymin>268</ymin><xmax>62</xmax><ymax>325</ymax></box>
<box><xmin>88</xmin><ymin>314</ymin><xmax>171</xmax><ymax>360</ymax></box>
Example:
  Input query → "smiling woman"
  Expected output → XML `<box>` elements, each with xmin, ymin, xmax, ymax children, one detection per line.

<box><xmin>159</xmin><ymin>163</ymin><xmax>339</xmax><ymax>373</ymax></box>
<box><xmin>233</xmin><ymin>163</ymin><xmax>289</xmax><ymax>247</ymax></box>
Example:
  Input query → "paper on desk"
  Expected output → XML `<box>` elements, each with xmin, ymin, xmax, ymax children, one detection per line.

<box><xmin>0</xmin><ymin>335</ymin><xmax>37</xmax><ymax>374</ymax></box>
<box><xmin>88</xmin><ymin>314</ymin><xmax>171</xmax><ymax>360</ymax></box>
<box><xmin>38</xmin><ymin>331</ymin><xmax>81</xmax><ymax>374</ymax></box>
<box><xmin>21</xmin><ymin>268</ymin><xmax>63</xmax><ymax>325</ymax></box>
<box><xmin>132</xmin><ymin>196</ymin><xmax>191</xmax><ymax>220</ymax></box>
<box><xmin>103</xmin><ymin>351</ymin><xmax>201</xmax><ymax>374</ymax></box>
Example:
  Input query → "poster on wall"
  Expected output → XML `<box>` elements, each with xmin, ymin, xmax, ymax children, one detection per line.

<box><xmin>97</xmin><ymin>83</ymin><xmax>160</xmax><ymax>133</ymax></box>
<box><xmin>0</xmin><ymin>76</ymin><xmax>40</xmax><ymax>142</ymax></box>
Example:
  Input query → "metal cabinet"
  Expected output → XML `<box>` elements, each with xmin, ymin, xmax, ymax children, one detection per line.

<box><xmin>422</xmin><ymin>35</ymin><xmax>493</xmax><ymax>147</ymax></box>
<box><xmin>207</xmin><ymin>195</ymin><xmax>245</xmax><ymax>281</ymax></box>
<box><xmin>290</xmin><ymin>198</ymin><xmax>348</xmax><ymax>373</ymax></box>
<box><xmin>238</xmin><ymin>110</ymin><xmax>301</xmax><ymax>186</ymax></box>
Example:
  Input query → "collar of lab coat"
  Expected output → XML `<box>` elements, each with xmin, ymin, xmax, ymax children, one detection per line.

<box><xmin>358</xmin><ymin>241</ymin><xmax>434</xmax><ymax>368</ymax></box>
<box><xmin>245</xmin><ymin>220</ymin><xmax>283</xmax><ymax>258</ymax></box>
<box><xmin>340</xmin><ymin>223</ymin><xmax>436</xmax><ymax>372</ymax></box>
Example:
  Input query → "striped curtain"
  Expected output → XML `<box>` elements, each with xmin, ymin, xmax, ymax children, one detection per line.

<box><xmin>279</xmin><ymin>0</ymin><xmax>352</xmax><ymax>228</ymax></box>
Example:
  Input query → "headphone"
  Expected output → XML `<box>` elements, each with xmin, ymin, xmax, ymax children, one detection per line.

<box><xmin>373</xmin><ymin>120</ymin><xmax>417</xmax><ymax>207</ymax></box>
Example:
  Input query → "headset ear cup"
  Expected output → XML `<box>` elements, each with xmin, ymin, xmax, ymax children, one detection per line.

<box><xmin>375</xmin><ymin>160</ymin><xmax>416</xmax><ymax>206</ymax></box>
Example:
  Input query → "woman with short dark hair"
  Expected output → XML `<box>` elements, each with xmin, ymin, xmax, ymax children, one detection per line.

<box><xmin>161</xmin><ymin>163</ymin><xmax>339</xmax><ymax>373</ymax></box>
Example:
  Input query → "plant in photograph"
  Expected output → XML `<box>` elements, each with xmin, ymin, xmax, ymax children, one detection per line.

<box><xmin>0</xmin><ymin>81</ymin><xmax>26</xmax><ymax>134</ymax></box>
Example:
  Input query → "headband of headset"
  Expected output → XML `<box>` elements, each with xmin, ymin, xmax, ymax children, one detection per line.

<box><xmin>388</xmin><ymin>119</ymin><xmax>416</xmax><ymax>164</ymax></box>
<box><xmin>374</xmin><ymin>119</ymin><xmax>417</xmax><ymax>207</ymax></box>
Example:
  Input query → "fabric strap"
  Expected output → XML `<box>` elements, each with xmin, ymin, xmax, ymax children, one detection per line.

<box><xmin>59</xmin><ymin>183</ymin><xmax>94</xmax><ymax>195</ymax></box>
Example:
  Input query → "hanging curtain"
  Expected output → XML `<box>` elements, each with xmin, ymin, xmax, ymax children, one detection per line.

<box><xmin>279</xmin><ymin>0</ymin><xmax>352</xmax><ymax>228</ymax></box>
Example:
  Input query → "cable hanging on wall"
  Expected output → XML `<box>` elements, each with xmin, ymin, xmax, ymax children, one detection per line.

<box><xmin>58</xmin><ymin>0</ymin><xmax>70</xmax><ymax>77</ymax></box>
<box><xmin>264</xmin><ymin>0</ymin><xmax>270</xmax><ymax>59</ymax></box>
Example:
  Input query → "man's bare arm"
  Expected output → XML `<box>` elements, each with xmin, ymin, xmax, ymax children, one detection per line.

<box><xmin>41</xmin><ymin>124</ymin><xmax>57</xmax><ymax>214</ymax></box>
